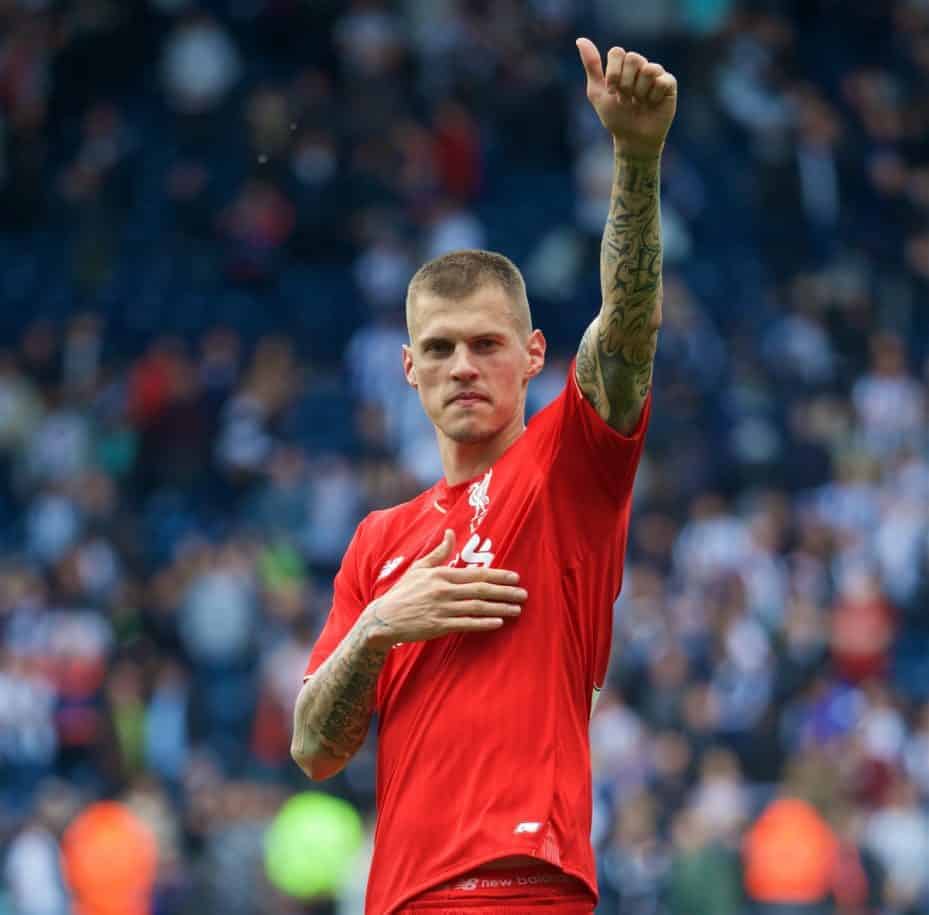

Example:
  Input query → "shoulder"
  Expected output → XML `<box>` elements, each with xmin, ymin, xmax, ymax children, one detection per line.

<box><xmin>337</xmin><ymin>488</ymin><xmax>436</xmax><ymax>590</ymax></box>
<box><xmin>524</xmin><ymin>368</ymin><xmax>573</xmax><ymax>436</ymax></box>
<box><xmin>352</xmin><ymin>488</ymin><xmax>438</xmax><ymax>546</ymax></box>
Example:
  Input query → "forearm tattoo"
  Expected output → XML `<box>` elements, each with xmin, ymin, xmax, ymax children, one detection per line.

<box><xmin>577</xmin><ymin>153</ymin><xmax>662</xmax><ymax>433</ymax></box>
<box><xmin>295</xmin><ymin>616</ymin><xmax>391</xmax><ymax>762</ymax></box>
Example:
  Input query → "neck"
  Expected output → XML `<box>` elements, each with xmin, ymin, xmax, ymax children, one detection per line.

<box><xmin>438</xmin><ymin>414</ymin><xmax>526</xmax><ymax>486</ymax></box>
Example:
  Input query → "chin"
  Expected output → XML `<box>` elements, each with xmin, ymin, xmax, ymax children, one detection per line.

<box><xmin>444</xmin><ymin>421</ymin><xmax>498</xmax><ymax>444</ymax></box>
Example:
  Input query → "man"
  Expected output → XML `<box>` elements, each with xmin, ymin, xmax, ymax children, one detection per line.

<box><xmin>292</xmin><ymin>39</ymin><xmax>676</xmax><ymax>914</ymax></box>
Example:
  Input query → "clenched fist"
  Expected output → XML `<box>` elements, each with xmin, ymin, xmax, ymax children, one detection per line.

<box><xmin>576</xmin><ymin>38</ymin><xmax>677</xmax><ymax>158</ymax></box>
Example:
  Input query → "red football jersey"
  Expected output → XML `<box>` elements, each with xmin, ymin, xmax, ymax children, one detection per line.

<box><xmin>305</xmin><ymin>360</ymin><xmax>650</xmax><ymax>914</ymax></box>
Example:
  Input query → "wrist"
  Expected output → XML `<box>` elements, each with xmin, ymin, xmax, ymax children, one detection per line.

<box><xmin>612</xmin><ymin>135</ymin><xmax>664</xmax><ymax>162</ymax></box>
<box><xmin>360</xmin><ymin>601</ymin><xmax>395</xmax><ymax>653</ymax></box>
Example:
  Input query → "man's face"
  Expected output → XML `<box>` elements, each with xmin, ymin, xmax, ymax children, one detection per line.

<box><xmin>403</xmin><ymin>285</ymin><xmax>545</xmax><ymax>444</ymax></box>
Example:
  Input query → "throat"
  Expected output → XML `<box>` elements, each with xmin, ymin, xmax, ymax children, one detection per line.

<box><xmin>439</xmin><ymin>423</ymin><xmax>525</xmax><ymax>486</ymax></box>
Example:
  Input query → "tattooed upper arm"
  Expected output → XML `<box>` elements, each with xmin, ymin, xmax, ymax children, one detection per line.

<box><xmin>576</xmin><ymin>318</ymin><xmax>608</xmax><ymax>421</ymax></box>
<box><xmin>576</xmin><ymin>152</ymin><xmax>662</xmax><ymax>435</ymax></box>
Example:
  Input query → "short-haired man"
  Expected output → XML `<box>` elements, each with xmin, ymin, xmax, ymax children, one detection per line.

<box><xmin>292</xmin><ymin>40</ymin><xmax>677</xmax><ymax>914</ymax></box>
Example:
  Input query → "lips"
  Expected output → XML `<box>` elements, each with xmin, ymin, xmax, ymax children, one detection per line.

<box><xmin>448</xmin><ymin>392</ymin><xmax>489</xmax><ymax>405</ymax></box>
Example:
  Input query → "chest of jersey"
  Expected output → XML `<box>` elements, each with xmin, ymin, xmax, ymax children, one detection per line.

<box><xmin>368</xmin><ymin>445</ymin><xmax>602</xmax><ymax>724</ymax></box>
<box><xmin>371</xmin><ymin>461</ymin><xmax>544</xmax><ymax>603</ymax></box>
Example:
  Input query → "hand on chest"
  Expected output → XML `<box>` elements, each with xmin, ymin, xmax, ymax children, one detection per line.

<box><xmin>371</xmin><ymin>468</ymin><xmax>516</xmax><ymax>596</ymax></box>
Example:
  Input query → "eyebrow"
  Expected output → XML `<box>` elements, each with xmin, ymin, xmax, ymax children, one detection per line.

<box><xmin>419</xmin><ymin>333</ymin><xmax>505</xmax><ymax>348</ymax></box>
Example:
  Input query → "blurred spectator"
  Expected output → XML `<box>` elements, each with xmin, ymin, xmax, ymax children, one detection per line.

<box><xmin>144</xmin><ymin>660</ymin><xmax>190</xmax><ymax>785</ymax></box>
<box><xmin>217</xmin><ymin>180</ymin><xmax>297</xmax><ymax>285</ymax></box>
<box><xmin>688</xmin><ymin>748</ymin><xmax>749</xmax><ymax>844</ymax></box>
<box><xmin>432</xmin><ymin>100</ymin><xmax>482</xmax><ymax>201</ymax></box>
<box><xmin>60</xmin><ymin>800</ymin><xmax>158</xmax><ymax>915</ymax></box>
<box><xmin>830</xmin><ymin>567</ymin><xmax>897</xmax><ymax>684</ymax></box>
<box><xmin>863</xmin><ymin>775</ymin><xmax>929</xmax><ymax>911</ymax></box>
<box><xmin>0</xmin><ymin>649</ymin><xmax>58</xmax><ymax>809</ymax></box>
<box><xmin>3</xmin><ymin>779</ymin><xmax>77</xmax><ymax>915</ymax></box>
<box><xmin>0</xmin><ymin>2</ymin><xmax>926</xmax><ymax>913</ymax></box>
<box><xmin>216</xmin><ymin>336</ymin><xmax>298</xmax><ymax>482</ymax></box>
<box><xmin>0</xmin><ymin>349</ymin><xmax>43</xmax><ymax>456</ymax></box>
<box><xmin>598</xmin><ymin>791</ymin><xmax>669</xmax><ymax>914</ymax></box>
<box><xmin>161</xmin><ymin>13</ymin><xmax>242</xmax><ymax>117</ymax></box>
<box><xmin>742</xmin><ymin>796</ymin><xmax>838</xmax><ymax>913</ymax></box>
<box><xmin>852</xmin><ymin>332</ymin><xmax>926</xmax><ymax>458</ymax></box>
<box><xmin>666</xmin><ymin>806</ymin><xmax>742</xmax><ymax>915</ymax></box>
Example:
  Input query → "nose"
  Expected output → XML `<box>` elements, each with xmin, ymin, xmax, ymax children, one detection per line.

<box><xmin>449</xmin><ymin>343</ymin><xmax>478</xmax><ymax>381</ymax></box>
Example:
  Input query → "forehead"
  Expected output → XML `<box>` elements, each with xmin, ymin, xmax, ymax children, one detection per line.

<box><xmin>411</xmin><ymin>286</ymin><xmax>520</xmax><ymax>341</ymax></box>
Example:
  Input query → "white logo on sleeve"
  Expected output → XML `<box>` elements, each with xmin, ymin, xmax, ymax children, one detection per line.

<box><xmin>377</xmin><ymin>556</ymin><xmax>405</xmax><ymax>581</ymax></box>
<box><xmin>467</xmin><ymin>469</ymin><xmax>492</xmax><ymax>532</ymax></box>
<box><xmin>514</xmin><ymin>822</ymin><xmax>542</xmax><ymax>834</ymax></box>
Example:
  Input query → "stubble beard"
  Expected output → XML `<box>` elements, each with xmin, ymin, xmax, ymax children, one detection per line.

<box><xmin>443</xmin><ymin>420</ymin><xmax>498</xmax><ymax>445</ymax></box>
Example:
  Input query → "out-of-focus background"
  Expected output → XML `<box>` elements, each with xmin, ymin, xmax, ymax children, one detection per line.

<box><xmin>0</xmin><ymin>0</ymin><xmax>928</xmax><ymax>912</ymax></box>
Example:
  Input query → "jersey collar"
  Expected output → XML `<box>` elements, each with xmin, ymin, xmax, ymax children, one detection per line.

<box><xmin>432</xmin><ymin>470</ymin><xmax>484</xmax><ymax>515</ymax></box>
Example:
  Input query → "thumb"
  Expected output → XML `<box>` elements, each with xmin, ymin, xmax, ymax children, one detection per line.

<box><xmin>415</xmin><ymin>529</ymin><xmax>455</xmax><ymax>568</ymax></box>
<box><xmin>575</xmin><ymin>37</ymin><xmax>605</xmax><ymax>90</ymax></box>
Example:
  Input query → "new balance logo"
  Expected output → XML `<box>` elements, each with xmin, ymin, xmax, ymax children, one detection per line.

<box><xmin>514</xmin><ymin>822</ymin><xmax>542</xmax><ymax>834</ymax></box>
<box><xmin>453</xmin><ymin>878</ymin><xmax>479</xmax><ymax>891</ymax></box>
<box><xmin>377</xmin><ymin>556</ymin><xmax>405</xmax><ymax>581</ymax></box>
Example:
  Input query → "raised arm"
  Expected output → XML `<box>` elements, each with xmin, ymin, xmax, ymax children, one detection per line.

<box><xmin>574</xmin><ymin>40</ymin><xmax>677</xmax><ymax>434</ymax></box>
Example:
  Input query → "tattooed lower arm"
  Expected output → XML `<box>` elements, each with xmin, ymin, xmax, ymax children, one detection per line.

<box><xmin>291</xmin><ymin>610</ymin><xmax>391</xmax><ymax>778</ymax></box>
<box><xmin>577</xmin><ymin>145</ymin><xmax>663</xmax><ymax>433</ymax></box>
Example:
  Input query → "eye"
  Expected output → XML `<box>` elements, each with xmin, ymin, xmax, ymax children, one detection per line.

<box><xmin>475</xmin><ymin>339</ymin><xmax>499</xmax><ymax>352</ymax></box>
<box><xmin>423</xmin><ymin>341</ymin><xmax>452</xmax><ymax>355</ymax></box>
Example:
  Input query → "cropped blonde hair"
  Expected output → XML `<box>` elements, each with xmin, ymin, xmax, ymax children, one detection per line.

<box><xmin>406</xmin><ymin>249</ymin><xmax>532</xmax><ymax>340</ymax></box>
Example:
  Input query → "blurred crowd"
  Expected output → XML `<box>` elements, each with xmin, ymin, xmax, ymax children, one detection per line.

<box><xmin>0</xmin><ymin>0</ymin><xmax>928</xmax><ymax>912</ymax></box>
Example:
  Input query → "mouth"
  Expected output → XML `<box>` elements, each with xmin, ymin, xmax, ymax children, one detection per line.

<box><xmin>447</xmin><ymin>392</ymin><xmax>490</xmax><ymax>406</ymax></box>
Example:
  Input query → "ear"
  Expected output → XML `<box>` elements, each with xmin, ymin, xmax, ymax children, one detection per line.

<box><xmin>525</xmin><ymin>329</ymin><xmax>546</xmax><ymax>380</ymax></box>
<box><xmin>402</xmin><ymin>343</ymin><xmax>417</xmax><ymax>388</ymax></box>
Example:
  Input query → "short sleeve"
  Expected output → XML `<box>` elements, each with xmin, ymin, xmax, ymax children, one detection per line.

<box><xmin>549</xmin><ymin>357</ymin><xmax>651</xmax><ymax>506</ymax></box>
<box><xmin>303</xmin><ymin>518</ymin><xmax>370</xmax><ymax>680</ymax></box>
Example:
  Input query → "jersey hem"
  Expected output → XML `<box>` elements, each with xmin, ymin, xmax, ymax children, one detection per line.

<box><xmin>381</xmin><ymin>854</ymin><xmax>597</xmax><ymax>915</ymax></box>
